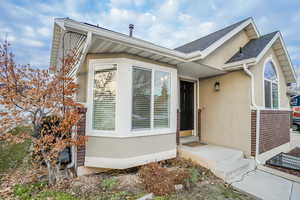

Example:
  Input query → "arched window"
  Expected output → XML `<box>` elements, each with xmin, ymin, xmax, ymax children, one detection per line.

<box><xmin>264</xmin><ymin>61</ymin><xmax>279</xmax><ymax>109</ymax></box>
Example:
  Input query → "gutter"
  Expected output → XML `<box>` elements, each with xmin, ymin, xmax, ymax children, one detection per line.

<box><xmin>242</xmin><ymin>64</ymin><xmax>261</xmax><ymax>165</ymax></box>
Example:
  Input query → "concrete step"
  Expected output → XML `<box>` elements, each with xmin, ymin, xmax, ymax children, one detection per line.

<box><xmin>178</xmin><ymin>144</ymin><xmax>257</xmax><ymax>183</ymax></box>
<box><xmin>214</xmin><ymin>159</ymin><xmax>252</xmax><ymax>182</ymax></box>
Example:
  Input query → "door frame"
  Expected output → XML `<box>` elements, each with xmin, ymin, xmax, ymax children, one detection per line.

<box><xmin>178</xmin><ymin>76</ymin><xmax>199</xmax><ymax>137</ymax></box>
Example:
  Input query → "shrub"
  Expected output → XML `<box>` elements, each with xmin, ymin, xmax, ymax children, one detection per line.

<box><xmin>101</xmin><ymin>177</ymin><xmax>118</xmax><ymax>190</ymax></box>
<box><xmin>189</xmin><ymin>168</ymin><xmax>200</xmax><ymax>183</ymax></box>
<box><xmin>139</xmin><ymin>163</ymin><xmax>189</xmax><ymax>196</ymax></box>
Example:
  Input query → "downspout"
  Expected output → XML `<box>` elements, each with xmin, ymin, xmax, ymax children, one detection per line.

<box><xmin>67</xmin><ymin>126</ymin><xmax>77</xmax><ymax>169</ymax></box>
<box><xmin>242</xmin><ymin>64</ymin><xmax>261</xmax><ymax>165</ymax></box>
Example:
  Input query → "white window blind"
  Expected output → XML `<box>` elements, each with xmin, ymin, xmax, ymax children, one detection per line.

<box><xmin>93</xmin><ymin>68</ymin><xmax>116</xmax><ymax>130</ymax></box>
<box><xmin>132</xmin><ymin>67</ymin><xmax>152</xmax><ymax>129</ymax></box>
<box><xmin>154</xmin><ymin>71</ymin><xmax>170</xmax><ymax>128</ymax></box>
<box><xmin>132</xmin><ymin>67</ymin><xmax>171</xmax><ymax>130</ymax></box>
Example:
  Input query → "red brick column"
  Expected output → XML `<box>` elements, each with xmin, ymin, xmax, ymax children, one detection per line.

<box><xmin>251</xmin><ymin>110</ymin><xmax>257</xmax><ymax>156</ymax></box>
<box><xmin>77</xmin><ymin>107</ymin><xmax>87</xmax><ymax>167</ymax></box>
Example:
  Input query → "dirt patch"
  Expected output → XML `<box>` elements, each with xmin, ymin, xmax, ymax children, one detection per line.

<box><xmin>266</xmin><ymin>148</ymin><xmax>300</xmax><ymax>177</ymax></box>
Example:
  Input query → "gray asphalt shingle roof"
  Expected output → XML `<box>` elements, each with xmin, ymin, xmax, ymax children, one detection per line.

<box><xmin>174</xmin><ymin>18</ymin><xmax>251</xmax><ymax>53</ymax></box>
<box><xmin>226</xmin><ymin>31</ymin><xmax>278</xmax><ymax>64</ymax></box>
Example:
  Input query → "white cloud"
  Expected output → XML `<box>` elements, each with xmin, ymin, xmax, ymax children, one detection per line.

<box><xmin>23</xmin><ymin>26</ymin><xmax>36</xmax><ymax>37</ymax></box>
<box><xmin>37</xmin><ymin>27</ymin><xmax>51</xmax><ymax>37</ymax></box>
<box><xmin>19</xmin><ymin>38</ymin><xmax>44</xmax><ymax>47</ymax></box>
<box><xmin>158</xmin><ymin>0</ymin><xmax>180</xmax><ymax>19</ymax></box>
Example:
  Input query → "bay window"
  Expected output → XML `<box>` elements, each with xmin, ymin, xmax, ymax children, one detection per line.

<box><xmin>132</xmin><ymin>67</ymin><xmax>170</xmax><ymax>130</ymax></box>
<box><xmin>264</xmin><ymin>61</ymin><xmax>279</xmax><ymax>109</ymax></box>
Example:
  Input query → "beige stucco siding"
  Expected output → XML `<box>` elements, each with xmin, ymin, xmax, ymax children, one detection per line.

<box><xmin>202</xmin><ymin>30</ymin><xmax>250</xmax><ymax>69</ymax></box>
<box><xmin>86</xmin><ymin>133</ymin><xmax>176</xmax><ymax>158</ymax></box>
<box><xmin>250</xmin><ymin>47</ymin><xmax>290</xmax><ymax>108</ymax></box>
<box><xmin>199</xmin><ymin>71</ymin><xmax>252</xmax><ymax>156</ymax></box>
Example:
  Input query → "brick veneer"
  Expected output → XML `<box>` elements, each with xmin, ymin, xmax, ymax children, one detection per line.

<box><xmin>77</xmin><ymin>107</ymin><xmax>87</xmax><ymax>167</ymax></box>
<box><xmin>251</xmin><ymin>110</ymin><xmax>257</xmax><ymax>156</ymax></box>
<box><xmin>251</xmin><ymin>109</ymin><xmax>291</xmax><ymax>155</ymax></box>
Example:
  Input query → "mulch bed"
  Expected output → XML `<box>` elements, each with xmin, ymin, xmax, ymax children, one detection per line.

<box><xmin>266</xmin><ymin>148</ymin><xmax>300</xmax><ymax>177</ymax></box>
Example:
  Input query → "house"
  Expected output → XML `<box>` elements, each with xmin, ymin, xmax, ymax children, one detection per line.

<box><xmin>50</xmin><ymin>17</ymin><xmax>296</xmax><ymax>175</ymax></box>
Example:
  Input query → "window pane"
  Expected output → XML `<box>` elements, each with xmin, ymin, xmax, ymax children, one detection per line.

<box><xmin>264</xmin><ymin>61</ymin><xmax>277</xmax><ymax>80</ymax></box>
<box><xmin>93</xmin><ymin>68</ymin><xmax>116</xmax><ymax>130</ymax></box>
<box><xmin>132</xmin><ymin>67</ymin><xmax>152</xmax><ymax>129</ymax></box>
<box><xmin>154</xmin><ymin>71</ymin><xmax>170</xmax><ymax>128</ymax></box>
<box><xmin>264</xmin><ymin>80</ymin><xmax>271</xmax><ymax>108</ymax></box>
<box><xmin>272</xmin><ymin>83</ymin><xmax>279</xmax><ymax>109</ymax></box>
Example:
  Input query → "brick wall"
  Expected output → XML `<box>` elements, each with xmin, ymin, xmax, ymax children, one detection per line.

<box><xmin>251</xmin><ymin>110</ymin><xmax>257</xmax><ymax>156</ymax></box>
<box><xmin>251</xmin><ymin>109</ymin><xmax>291</xmax><ymax>155</ymax></box>
<box><xmin>77</xmin><ymin>107</ymin><xmax>87</xmax><ymax>167</ymax></box>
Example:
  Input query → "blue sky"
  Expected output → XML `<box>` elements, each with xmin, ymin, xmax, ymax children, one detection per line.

<box><xmin>1</xmin><ymin>0</ymin><xmax>300</xmax><ymax>77</ymax></box>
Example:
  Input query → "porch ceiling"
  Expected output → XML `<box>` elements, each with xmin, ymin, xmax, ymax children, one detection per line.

<box><xmin>177</xmin><ymin>62</ymin><xmax>225</xmax><ymax>79</ymax></box>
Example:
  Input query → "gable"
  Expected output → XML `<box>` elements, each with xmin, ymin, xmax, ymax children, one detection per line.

<box><xmin>201</xmin><ymin>30</ymin><xmax>250</xmax><ymax>69</ymax></box>
<box><xmin>224</xmin><ymin>32</ymin><xmax>296</xmax><ymax>83</ymax></box>
<box><xmin>226</xmin><ymin>32</ymin><xmax>278</xmax><ymax>64</ymax></box>
<box><xmin>175</xmin><ymin>17</ymin><xmax>259</xmax><ymax>60</ymax></box>
<box><xmin>250</xmin><ymin>47</ymin><xmax>291</xmax><ymax>108</ymax></box>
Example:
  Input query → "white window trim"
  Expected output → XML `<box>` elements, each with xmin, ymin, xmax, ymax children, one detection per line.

<box><xmin>86</xmin><ymin>60</ymin><xmax>119</xmax><ymax>136</ymax></box>
<box><xmin>262</xmin><ymin>56</ymin><xmax>280</xmax><ymax>109</ymax></box>
<box><xmin>130</xmin><ymin>66</ymin><xmax>173</xmax><ymax>133</ymax></box>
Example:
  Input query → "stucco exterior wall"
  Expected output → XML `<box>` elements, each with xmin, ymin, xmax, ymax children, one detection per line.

<box><xmin>250</xmin><ymin>47</ymin><xmax>290</xmax><ymax>108</ymax></box>
<box><xmin>85</xmin><ymin>133</ymin><xmax>176</xmax><ymax>158</ymax></box>
<box><xmin>202</xmin><ymin>30</ymin><xmax>250</xmax><ymax>69</ymax></box>
<box><xmin>199</xmin><ymin>71</ymin><xmax>252</xmax><ymax>156</ymax></box>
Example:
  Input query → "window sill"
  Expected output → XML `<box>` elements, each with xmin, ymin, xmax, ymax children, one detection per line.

<box><xmin>86</xmin><ymin>129</ymin><xmax>176</xmax><ymax>138</ymax></box>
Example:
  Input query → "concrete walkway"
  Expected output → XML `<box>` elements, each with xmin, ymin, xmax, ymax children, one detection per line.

<box><xmin>232</xmin><ymin>170</ymin><xmax>300</xmax><ymax>200</ymax></box>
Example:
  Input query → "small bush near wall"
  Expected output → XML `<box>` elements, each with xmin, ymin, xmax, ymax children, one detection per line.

<box><xmin>139</xmin><ymin>163</ymin><xmax>189</xmax><ymax>196</ymax></box>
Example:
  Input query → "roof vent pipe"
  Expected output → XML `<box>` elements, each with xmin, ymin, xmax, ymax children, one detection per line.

<box><xmin>239</xmin><ymin>47</ymin><xmax>243</xmax><ymax>54</ymax></box>
<box><xmin>129</xmin><ymin>24</ymin><xmax>134</xmax><ymax>37</ymax></box>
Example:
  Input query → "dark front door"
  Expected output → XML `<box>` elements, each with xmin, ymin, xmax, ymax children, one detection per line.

<box><xmin>180</xmin><ymin>80</ymin><xmax>194</xmax><ymax>132</ymax></box>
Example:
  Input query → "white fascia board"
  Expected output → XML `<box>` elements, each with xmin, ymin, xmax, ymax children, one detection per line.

<box><xmin>223</xmin><ymin>58</ymin><xmax>256</xmax><ymax>70</ymax></box>
<box><xmin>54</xmin><ymin>18</ymin><xmax>66</xmax><ymax>30</ymax></box>
<box><xmin>198</xmin><ymin>18</ymin><xmax>258</xmax><ymax>59</ymax></box>
<box><xmin>278</xmin><ymin>32</ymin><xmax>297</xmax><ymax>82</ymax></box>
<box><xmin>50</xmin><ymin>22</ymin><xmax>63</xmax><ymax>69</ymax></box>
<box><xmin>62</xmin><ymin>19</ymin><xmax>189</xmax><ymax>62</ymax></box>
<box><xmin>254</xmin><ymin>32</ymin><xmax>296</xmax><ymax>83</ymax></box>
<box><xmin>254</xmin><ymin>32</ymin><xmax>280</xmax><ymax>65</ymax></box>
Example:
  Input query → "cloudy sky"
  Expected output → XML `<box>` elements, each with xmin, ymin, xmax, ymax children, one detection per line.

<box><xmin>1</xmin><ymin>0</ymin><xmax>300</xmax><ymax>75</ymax></box>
